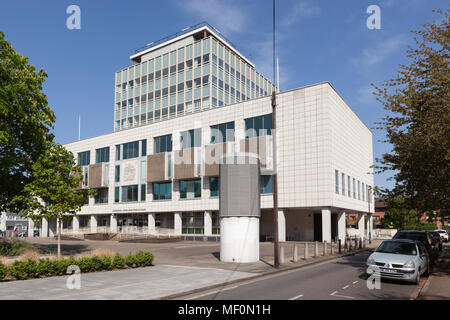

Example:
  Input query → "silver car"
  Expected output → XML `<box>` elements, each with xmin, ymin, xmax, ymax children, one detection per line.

<box><xmin>366</xmin><ymin>239</ymin><xmax>429</xmax><ymax>284</ymax></box>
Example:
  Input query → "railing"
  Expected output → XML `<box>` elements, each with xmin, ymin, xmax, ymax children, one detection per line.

<box><xmin>134</xmin><ymin>22</ymin><xmax>237</xmax><ymax>55</ymax></box>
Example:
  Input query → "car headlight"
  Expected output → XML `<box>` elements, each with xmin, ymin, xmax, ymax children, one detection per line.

<box><xmin>403</xmin><ymin>260</ymin><xmax>415</xmax><ymax>268</ymax></box>
<box><xmin>367</xmin><ymin>256</ymin><xmax>375</xmax><ymax>265</ymax></box>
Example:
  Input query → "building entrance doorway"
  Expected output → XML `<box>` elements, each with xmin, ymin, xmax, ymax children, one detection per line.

<box><xmin>313</xmin><ymin>213</ymin><xmax>322</xmax><ymax>242</ymax></box>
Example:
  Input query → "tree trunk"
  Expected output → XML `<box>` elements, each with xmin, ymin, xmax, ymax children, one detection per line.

<box><xmin>57</xmin><ymin>217</ymin><xmax>61</xmax><ymax>259</ymax></box>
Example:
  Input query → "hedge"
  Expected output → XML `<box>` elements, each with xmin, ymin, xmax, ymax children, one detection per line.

<box><xmin>0</xmin><ymin>251</ymin><xmax>154</xmax><ymax>281</ymax></box>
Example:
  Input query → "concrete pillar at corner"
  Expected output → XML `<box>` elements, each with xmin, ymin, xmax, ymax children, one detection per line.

<box><xmin>174</xmin><ymin>212</ymin><xmax>182</xmax><ymax>235</ymax></box>
<box><xmin>278</xmin><ymin>210</ymin><xmax>286</xmax><ymax>242</ymax></box>
<box><xmin>321</xmin><ymin>207</ymin><xmax>332</xmax><ymax>243</ymax></box>
<box><xmin>28</xmin><ymin>219</ymin><xmax>35</xmax><ymax>237</ymax></box>
<box><xmin>366</xmin><ymin>213</ymin><xmax>373</xmax><ymax>240</ymax></box>
<box><xmin>148</xmin><ymin>213</ymin><xmax>156</xmax><ymax>235</ymax></box>
<box><xmin>338</xmin><ymin>211</ymin><xmax>346</xmax><ymax>242</ymax></box>
<box><xmin>219</xmin><ymin>153</ymin><xmax>260</xmax><ymax>263</ymax></box>
<box><xmin>90</xmin><ymin>215</ymin><xmax>98</xmax><ymax>233</ymax></box>
<box><xmin>357</xmin><ymin>213</ymin><xmax>365</xmax><ymax>240</ymax></box>
<box><xmin>41</xmin><ymin>217</ymin><xmax>49</xmax><ymax>238</ymax></box>
<box><xmin>48</xmin><ymin>218</ymin><xmax>57</xmax><ymax>237</ymax></box>
<box><xmin>204</xmin><ymin>211</ymin><xmax>213</xmax><ymax>236</ymax></box>
<box><xmin>72</xmin><ymin>216</ymin><xmax>79</xmax><ymax>233</ymax></box>
<box><xmin>110</xmin><ymin>214</ymin><xmax>117</xmax><ymax>233</ymax></box>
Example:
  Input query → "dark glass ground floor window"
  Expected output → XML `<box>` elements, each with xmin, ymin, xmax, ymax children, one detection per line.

<box><xmin>260</xmin><ymin>175</ymin><xmax>274</xmax><ymax>194</ymax></box>
<box><xmin>212</xmin><ymin>212</ymin><xmax>220</xmax><ymax>235</ymax></box>
<box><xmin>210</xmin><ymin>177</ymin><xmax>219</xmax><ymax>197</ymax></box>
<box><xmin>153</xmin><ymin>182</ymin><xmax>172</xmax><ymax>200</ymax></box>
<box><xmin>180</xmin><ymin>179</ymin><xmax>201</xmax><ymax>199</ymax></box>
<box><xmin>122</xmin><ymin>185</ymin><xmax>138</xmax><ymax>202</ymax></box>
<box><xmin>182</xmin><ymin>212</ymin><xmax>204</xmax><ymax>234</ymax></box>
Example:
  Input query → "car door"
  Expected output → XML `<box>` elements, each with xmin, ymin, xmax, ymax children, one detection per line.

<box><xmin>417</xmin><ymin>243</ymin><xmax>427</xmax><ymax>273</ymax></box>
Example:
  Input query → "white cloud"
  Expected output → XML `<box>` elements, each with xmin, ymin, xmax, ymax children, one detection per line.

<box><xmin>350</xmin><ymin>34</ymin><xmax>409</xmax><ymax>70</ymax></box>
<box><xmin>177</xmin><ymin>0</ymin><xmax>246</xmax><ymax>35</ymax></box>
<box><xmin>282</xmin><ymin>1</ymin><xmax>321</xmax><ymax>27</ymax></box>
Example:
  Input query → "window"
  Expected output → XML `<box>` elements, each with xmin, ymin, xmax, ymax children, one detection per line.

<box><xmin>342</xmin><ymin>173</ymin><xmax>345</xmax><ymax>195</ymax></box>
<box><xmin>154</xmin><ymin>134</ymin><xmax>172</xmax><ymax>154</ymax></box>
<box><xmin>78</xmin><ymin>151</ymin><xmax>90</xmax><ymax>166</ymax></box>
<box><xmin>182</xmin><ymin>212</ymin><xmax>204</xmax><ymax>234</ymax></box>
<box><xmin>335</xmin><ymin>170</ymin><xmax>339</xmax><ymax>194</ymax></box>
<box><xmin>114</xmin><ymin>187</ymin><xmax>120</xmax><ymax>203</ymax></box>
<box><xmin>141</xmin><ymin>184</ymin><xmax>146</xmax><ymax>201</ymax></box>
<box><xmin>260</xmin><ymin>175</ymin><xmax>274</xmax><ymax>194</ymax></box>
<box><xmin>115</xmin><ymin>165</ymin><xmax>120</xmax><ymax>182</ymax></box>
<box><xmin>180</xmin><ymin>128</ymin><xmax>202</xmax><ymax>149</ymax></box>
<box><xmin>348</xmin><ymin>176</ymin><xmax>351</xmax><ymax>197</ymax></box>
<box><xmin>180</xmin><ymin>179</ymin><xmax>201</xmax><ymax>199</ymax></box>
<box><xmin>210</xmin><ymin>177</ymin><xmax>219</xmax><ymax>197</ymax></box>
<box><xmin>358</xmin><ymin>181</ymin><xmax>361</xmax><ymax>200</ymax></box>
<box><xmin>153</xmin><ymin>182</ymin><xmax>172</xmax><ymax>200</ymax></box>
<box><xmin>210</xmin><ymin>121</ymin><xmax>235</xmax><ymax>144</ymax></box>
<box><xmin>95</xmin><ymin>147</ymin><xmax>110</xmax><ymax>163</ymax></box>
<box><xmin>245</xmin><ymin>114</ymin><xmax>273</xmax><ymax>138</ymax></box>
<box><xmin>353</xmin><ymin>178</ymin><xmax>356</xmax><ymax>199</ymax></box>
<box><xmin>212</xmin><ymin>212</ymin><xmax>220</xmax><ymax>234</ymax></box>
<box><xmin>123</xmin><ymin>141</ymin><xmax>139</xmax><ymax>160</ymax></box>
<box><xmin>121</xmin><ymin>185</ymin><xmax>138</xmax><ymax>202</ymax></box>
<box><xmin>141</xmin><ymin>139</ymin><xmax>147</xmax><ymax>156</ymax></box>
<box><xmin>362</xmin><ymin>183</ymin><xmax>365</xmax><ymax>201</ymax></box>
<box><xmin>94</xmin><ymin>188</ymin><xmax>108</xmax><ymax>204</ymax></box>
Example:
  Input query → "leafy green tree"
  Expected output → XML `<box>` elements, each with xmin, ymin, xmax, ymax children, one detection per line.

<box><xmin>381</xmin><ymin>196</ymin><xmax>420</xmax><ymax>230</ymax></box>
<box><xmin>373</xmin><ymin>9</ymin><xmax>449</xmax><ymax>218</ymax></box>
<box><xmin>0</xmin><ymin>32</ymin><xmax>55</xmax><ymax>212</ymax></box>
<box><xmin>12</xmin><ymin>143</ymin><xmax>95</xmax><ymax>258</ymax></box>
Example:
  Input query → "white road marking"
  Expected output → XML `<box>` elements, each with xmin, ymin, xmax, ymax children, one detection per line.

<box><xmin>342</xmin><ymin>285</ymin><xmax>350</xmax><ymax>290</ymax></box>
<box><xmin>289</xmin><ymin>294</ymin><xmax>304</xmax><ymax>300</ymax></box>
<box><xmin>352</xmin><ymin>281</ymin><xmax>359</xmax><ymax>285</ymax></box>
<box><xmin>330</xmin><ymin>291</ymin><xmax>356</xmax><ymax>299</ymax></box>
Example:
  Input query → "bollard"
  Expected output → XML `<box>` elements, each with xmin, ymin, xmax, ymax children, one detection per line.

<box><xmin>363</xmin><ymin>239</ymin><xmax>367</xmax><ymax>249</ymax></box>
<box><xmin>293</xmin><ymin>244</ymin><xmax>298</xmax><ymax>263</ymax></box>
<box><xmin>304</xmin><ymin>243</ymin><xmax>309</xmax><ymax>260</ymax></box>
<box><xmin>344</xmin><ymin>239</ymin><xmax>348</xmax><ymax>252</ymax></box>
<box><xmin>314</xmin><ymin>241</ymin><xmax>319</xmax><ymax>257</ymax></box>
<box><xmin>359</xmin><ymin>238</ymin><xmax>362</xmax><ymax>249</ymax></box>
<box><xmin>331</xmin><ymin>242</ymin><xmax>335</xmax><ymax>255</ymax></box>
<box><xmin>349</xmin><ymin>239</ymin><xmax>352</xmax><ymax>251</ymax></box>
<box><xmin>280</xmin><ymin>246</ymin><xmax>285</xmax><ymax>265</ymax></box>
<box><xmin>338</xmin><ymin>239</ymin><xmax>342</xmax><ymax>254</ymax></box>
<box><xmin>354</xmin><ymin>238</ymin><xmax>358</xmax><ymax>250</ymax></box>
<box><xmin>323</xmin><ymin>241</ymin><xmax>327</xmax><ymax>256</ymax></box>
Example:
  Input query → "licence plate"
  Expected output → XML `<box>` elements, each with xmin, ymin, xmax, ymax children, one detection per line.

<box><xmin>381</xmin><ymin>268</ymin><xmax>397</xmax><ymax>273</ymax></box>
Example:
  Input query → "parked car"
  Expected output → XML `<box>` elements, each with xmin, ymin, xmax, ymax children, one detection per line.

<box><xmin>435</xmin><ymin>229</ymin><xmax>449</xmax><ymax>242</ymax></box>
<box><xmin>427</xmin><ymin>231</ymin><xmax>443</xmax><ymax>252</ymax></box>
<box><xmin>366</xmin><ymin>239</ymin><xmax>429</xmax><ymax>284</ymax></box>
<box><xmin>393</xmin><ymin>230</ymin><xmax>439</xmax><ymax>264</ymax></box>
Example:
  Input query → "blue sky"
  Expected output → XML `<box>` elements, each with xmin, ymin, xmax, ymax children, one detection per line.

<box><xmin>0</xmin><ymin>0</ymin><xmax>446</xmax><ymax>189</ymax></box>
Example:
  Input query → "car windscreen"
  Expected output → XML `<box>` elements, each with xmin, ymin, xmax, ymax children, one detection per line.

<box><xmin>394</xmin><ymin>232</ymin><xmax>426</xmax><ymax>242</ymax></box>
<box><xmin>376</xmin><ymin>241</ymin><xmax>417</xmax><ymax>255</ymax></box>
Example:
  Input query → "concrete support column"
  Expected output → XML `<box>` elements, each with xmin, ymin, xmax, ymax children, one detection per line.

<box><xmin>28</xmin><ymin>219</ymin><xmax>35</xmax><ymax>237</ymax></box>
<box><xmin>72</xmin><ymin>216</ymin><xmax>79</xmax><ymax>233</ymax></box>
<box><xmin>48</xmin><ymin>218</ymin><xmax>56</xmax><ymax>237</ymax></box>
<box><xmin>110</xmin><ymin>214</ymin><xmax>117</xmax><ymax>233</ymax></box>
<box><xmin>357</xmin><ymin>213</ymin><xmax>365</xmax><ymax>240</ymax></box>
<box><xmin>204</xmin><ymin>211</ymin><xmax>212</xmax><ymax>236</ymax></box>
<box><xmin>148</xmin><ymin>213</ymin><xmax>155</xmax><ymax>235</ymax></box>
<box><xmin>338</xmin><ymin>211</ymin><xmax>346</xmax><ymax>242</ymax></box>
<box><xmin>174</xmin><ymin>212</ymin><xmax>182</xmax><ymax>235</ymax></box>
<box><xmin>321</xmin><ymin>207</ymin><xmax>332</xmax><ymax>243</ymax></box>
<box><xmin>90</xmin><ymin>215</ymin><xmax>97</xmax><ymax>233</ymax></box>
<box><xmin>278</xmin><ymin>210</ymin><xmax>286</xmax><ymax>242</ymax></box>
<box><xmin>41</xmin><ymin>217</ymin><xmax>48</xmax><ymax>238</ymax></box>
<box><xmin>366</xmin><ymin>213</ymin><xmax>373</xmax><ymax>241</ymax></box>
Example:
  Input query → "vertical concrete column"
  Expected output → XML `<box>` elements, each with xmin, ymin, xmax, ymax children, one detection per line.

<box><xmin>338</xmin><ymin>211</ymin><xmax>346</xmax><ymax>242</ymax></box>
<box><xmin>28</xmin><ymin>219</ymin><xmax>35</xmax><ymax>237</ymax></box>
<box><xmin>148</xmin><ymin>213</ymin><xmax>155</xmax><ymax>235</ymax></box>
<box><xmin>204</xmin><ymin>211</ymin><xmax>212</xmax><ymax>236</ymax></box>
<box><xmin>174</xmin><ymin>212</ymin><xmax>182</xmax><ymax>235</ymax></box>
<box><xmin>48</xmin><ymin>218</ymin><xmax>56</xmax><ymax>237</ymax></box>
<box><xmin>41</xmin><ymin>217</ymin><xmax>48</xmax><ymax>238</ymax></box>
<box><xmin>357</xmin><ymin>213</ymin><xmax>365</xmax><ymax>240</ymax></box>
<box><xmin>278</xmin><ymin>209</ymin><xmax>286</xmax><ymax>242</ymax></box>
<box><xmin>366</xmin><ymin>213</ymin><xmax>373</xmax><ymax>241</ymax></box>
<box><xmin>110</xmin><ymin>214</ymin><xmax>117</xmax><ymax>233</ymax></box>
<box><xmin>321</xmin><ymin>207</ymin><xmax>332</xmax><ymax>243</ymax></box>
<box><xmin>72</xmin><ymin>216</ymin><xmax>79</xmax><ymax>233</ymax></box>
<box><xmin>90</xmin><ymin>215</ymin><xmax>98</xmax><ymax>233</ymax></box>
